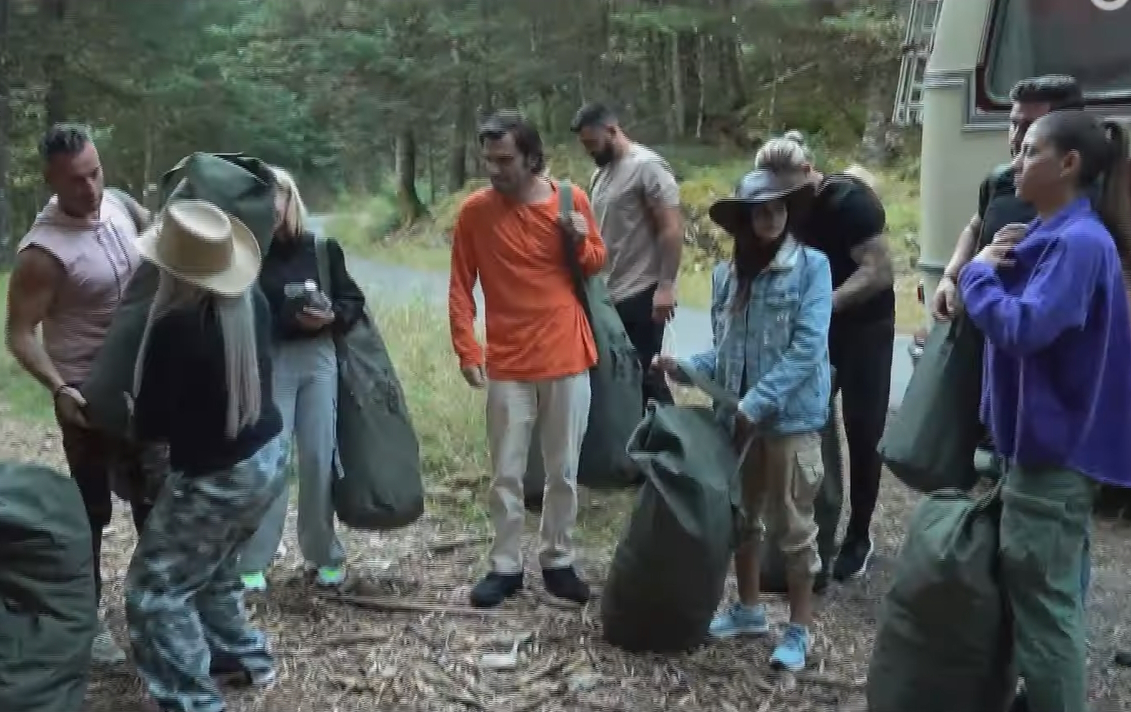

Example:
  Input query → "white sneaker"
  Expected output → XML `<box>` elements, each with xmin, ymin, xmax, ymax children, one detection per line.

<box><xmin>91</xmin><ymin>621</ymin><xmax>127</xmax><ymax>664</ymax></box>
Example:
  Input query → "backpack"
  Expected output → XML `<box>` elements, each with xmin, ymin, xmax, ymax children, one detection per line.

<box><xmin>0</xmin><ymin>464</ymin><xmax>98</xmax><ymax>712</ymax></box>
<box><xmin>522</xmin><ymin>180</ymin><xmax>644</xmax><ymax>501</ymax></box>
<box><xmin>313</xmin><ymin>237</ymin><xmax>425</xmax><ymax>531</ymax></box>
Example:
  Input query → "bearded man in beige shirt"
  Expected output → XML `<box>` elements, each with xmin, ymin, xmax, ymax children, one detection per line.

<box><xmin>570</xmin><ymin>103</ymin><xmax>684</xmax><ymax>407</ymax></box>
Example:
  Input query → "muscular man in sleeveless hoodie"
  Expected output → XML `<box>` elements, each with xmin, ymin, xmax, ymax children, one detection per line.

<box><xmin>5</xmin><ymin>124</ymin><xmax>152</xmax><ymax>664</ymax></box>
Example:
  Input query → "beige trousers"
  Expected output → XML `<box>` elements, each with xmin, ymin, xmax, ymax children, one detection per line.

<box><xmin>485</xmin><ymin>372</ymin><xmax>591</xmax><ymax>574</ymax></box>
<box><xmin>737</xmin><ymin>429</ymin><xmax>825</xmax><ymax>576</ymax></box>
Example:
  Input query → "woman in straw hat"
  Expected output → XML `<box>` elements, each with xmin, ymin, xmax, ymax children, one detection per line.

<box><xmin>653</xmin><ymin>168</ymin><xmax>832</xmax><ymax>672</ymax></box>
<box><xmin>124</xmin><ymin>198</ymin><xmax>285</xmax><ymax>712</ymax></box>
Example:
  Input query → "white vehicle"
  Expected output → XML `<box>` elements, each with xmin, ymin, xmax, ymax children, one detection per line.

<box><xmin>897</xmin><ymin>0</ymin><xmax>1131</xmax><ymax>499</ymax></box>
<box><xmin>895</xmin><ymin>0</ymin><xmax>1131</xmax><ymax>362</ymax></box>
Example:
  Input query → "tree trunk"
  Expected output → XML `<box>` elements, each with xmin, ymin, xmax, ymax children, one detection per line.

<box><xmin>859</xmin><ymin>80</ymin><xmax>890</xmax><ymax>166</ymax></box>
<box><xmin>477</xmin><ymin>0</ymin><xmax>494</xmax><ymax>118</ymax></box>
<box><xmin>426</xmin><ymin>141</ymin><xmax>435</xmax><ymax>204</ymax></box>
<box><xmin>669</xmin><ymin>32</ymin><xmax>685</xmax><ymax>138</ymax></box>
<box><xmin>695</xmin><ymin>30</ymin><xmax>706</xmax><ymax>139</ymax></box>
<box><xmin>395</xmin><ymin>129</ymin><xmax>428</xmax><ymax>227</ymax></box>
<box><xmin>720</xmin><ymin>37</ymin><xmax>746</xmax><ymax>110</ymax></box>
<box><xmin>141</xmin><ymin>108</ymin><xmax>158</xmax><ymax>210</ymax></box>
<box><xmin>448</xmin><ymin>118</ymin><xmax>468</xmax><ymax>194</ymax></box>
<box><xmin>0</xmin><ymin>0</ymin><xmax>11</xmax><ymax>263</ymax></box>
<box><xmin>42</xmin><ymin>0</ymin><xmax>68</xmax><ymax>126</ymax></box>
<box><xmin>448</xmin><ymin>43</ymin><xmax>470</xmax><ymax>192</ymax></box>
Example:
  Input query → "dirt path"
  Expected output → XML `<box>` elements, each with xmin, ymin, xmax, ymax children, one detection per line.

<box><xmin>4</xmin><ymin>404</ymin><xmax>1131</xmax><ymax>711</ymax></box>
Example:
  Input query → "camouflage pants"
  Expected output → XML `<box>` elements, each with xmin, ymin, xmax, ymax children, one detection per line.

<box><xmin>125</xmin><ymin>437</ymin><xmax>285</xmax><ymax>712</ymax></box>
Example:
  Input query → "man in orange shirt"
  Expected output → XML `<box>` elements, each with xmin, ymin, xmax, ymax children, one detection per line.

<box><xmin>449</xmin><ymin>111</ymin><xmax>606</xmax><ymax>608</ymax></box>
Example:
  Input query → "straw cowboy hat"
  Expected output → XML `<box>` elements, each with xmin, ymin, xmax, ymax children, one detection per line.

<box><xmin>137</xmin><ymin>199</ymin><xmax>261</xmax><ymax>296</ymax></box>
<box><xmin>708</xmin><ymin>168</ymin><xmax>815</xmax><ymax>238</ymax></box>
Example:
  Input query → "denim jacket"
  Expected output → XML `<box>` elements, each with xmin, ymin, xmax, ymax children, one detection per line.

<box><xmin>679</xmin><ymin>236</ymin><xmax>833</xmax><ymax>435</ymax></box>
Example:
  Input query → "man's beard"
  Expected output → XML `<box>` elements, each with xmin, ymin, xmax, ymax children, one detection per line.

<box><xmin>592</xmin><ymin>145</ymin><xmax>616</xmax><ymax>167</ymax></box>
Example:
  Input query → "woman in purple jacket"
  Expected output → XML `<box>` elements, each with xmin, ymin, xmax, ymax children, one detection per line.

<box><xmin>958</xmin><ymin>109</ymin><xmax>1131</xmax><ymax>712</ymax></box>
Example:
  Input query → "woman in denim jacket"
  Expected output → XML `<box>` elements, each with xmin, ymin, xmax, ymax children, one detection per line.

<box><xmin>655</xmin><ymin>168</ymin><xmax>832</xmax><ymax>672</ymax></box>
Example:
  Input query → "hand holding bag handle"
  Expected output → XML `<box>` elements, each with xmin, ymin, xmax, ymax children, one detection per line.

<box><xmin>670</xmin><ymin>362</ymin><xmax>756</xmax><ymax>548</ymax></box>
<box><xmin>555</xmin><ymin>179</ymin><xmax>593</xmax><ymax>319</ymax></box>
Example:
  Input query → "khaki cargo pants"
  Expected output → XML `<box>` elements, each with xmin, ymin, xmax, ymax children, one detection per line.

<box><xmin>736</xmin><ymin>428</ymin><xmax>825</xmax><ymax>576</ymax></box>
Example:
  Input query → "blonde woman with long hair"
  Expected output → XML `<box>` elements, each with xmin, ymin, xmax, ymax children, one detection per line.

<box><xmin>238</xmin><ymin>166</ymin><xmax>366</xmax><ymax>592</ymax></box>
<box><xmin>754</xmin><ymin>131</ymin><xmax>895</xmax><ymax>584</ymax></box>
<box><xmin>125</xmin><ymin>199</ymin><xmax>285</xmax><ymax>712</ymax></box>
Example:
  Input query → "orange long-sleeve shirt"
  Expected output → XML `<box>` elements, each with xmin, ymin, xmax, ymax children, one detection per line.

<box><xmin>448</xmin><ymin>181</ymin><xmax>606</xmax><ymax>381</ymax></box>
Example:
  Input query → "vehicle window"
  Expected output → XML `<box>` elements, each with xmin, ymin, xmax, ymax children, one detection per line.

<box><xmin>984</xmin><ymin>0</ymin><xmax>1131</xmax><ymax>102</ymax></box>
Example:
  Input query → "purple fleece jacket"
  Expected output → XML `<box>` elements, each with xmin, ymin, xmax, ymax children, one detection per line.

<box><xmin>959</xmin><ymin>197</ymin><xmax>1131</xmax><ymax>486</ymax></box>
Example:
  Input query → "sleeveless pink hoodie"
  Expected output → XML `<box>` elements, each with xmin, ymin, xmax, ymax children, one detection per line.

<box><xmin>16</xmin><ymin>192</ymin><xmax>141</xmax><ymax>385</ymax></box>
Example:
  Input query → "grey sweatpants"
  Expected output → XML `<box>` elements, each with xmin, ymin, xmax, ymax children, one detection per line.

<box><xmin>239</xmin><ymin>335</ymin><xmax>344</xmax><ymax>573</ymax></box>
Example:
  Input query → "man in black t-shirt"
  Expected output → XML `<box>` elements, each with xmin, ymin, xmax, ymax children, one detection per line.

<box><xmin>799</xmin><ymin>172</ymin><xmax>896</xmax><ymax>582</ymax></box>
<box><xmin>931</xmin><ymin>77</ymin><xmax>1085</xmax><ymax>477</ymax></box>
<box><xmin>759</xmin><ymin>134</ymin><xmax>898</xmax><ymax>582</ymax></box>
<box><xmin>932</xmin><ymin>75</ymin><xmax>1084</xmax><ymax>318</ymax></box>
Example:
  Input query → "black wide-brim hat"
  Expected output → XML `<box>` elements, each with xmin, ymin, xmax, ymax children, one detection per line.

<box><xmin>708</xmin><ymin>168</ymin><xmax>815</xmax><ymax>238</ymax></box>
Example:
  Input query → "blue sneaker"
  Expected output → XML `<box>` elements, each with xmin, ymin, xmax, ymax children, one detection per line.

<box><xmin>770</xmin><ymin>623</ymin><xmax>811</xmax><ymax>672</ymax></box>
<box><xmin>709</xmin><ymin>602</ymin><xmax>770</xmax><ymax>638</ymax></box>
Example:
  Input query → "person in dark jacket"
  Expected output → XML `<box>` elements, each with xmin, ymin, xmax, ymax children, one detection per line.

<box><xmin>125</xmin><ymin>197</ymin><xmax>285</xmax><ymax>712</ymax></box>
<box><xmin>238</xmin><ymin>166</ymin><xmax>366</xmax><ymax>592</ymax></box>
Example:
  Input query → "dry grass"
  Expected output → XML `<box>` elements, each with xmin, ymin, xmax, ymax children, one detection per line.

<box><xmin>3</xmin><ymin>296</ymin><xmax>1131</xmax><ymax>710</ymax></box>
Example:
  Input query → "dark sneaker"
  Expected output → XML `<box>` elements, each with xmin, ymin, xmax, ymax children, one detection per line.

<box><xmin>470</xmin><ymin>572</ymin><xmax>524</xmax><ymax>608</ymax></box>
<box><xmin>1115</xmin><ymin>650</ymin><xmax>1131</xmax><ymax>667</ymax></box>
<box><xmin>832</xmin><ymin>536</ymin><xmax>874</xmax><ymax>581</ymax></box>
<box><xmin>542</xmin><ymin>566</ymin><xmax>591</xmax><ymax>604</ymax></box>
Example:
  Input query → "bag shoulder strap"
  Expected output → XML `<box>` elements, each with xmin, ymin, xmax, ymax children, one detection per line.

<box><xmin>314</xmin><ymin>235</ymin><xmax>332</xmax><ymax>294</ymax></box>
<box><xmin>555</xmin><ymin>180</ymin><xmax>590</xmax><ymax>315</ymax></box>
<box><xmin>559</xmin><ymin>177</ymin><xmax>573</xmax><ymax>216</ymax></box>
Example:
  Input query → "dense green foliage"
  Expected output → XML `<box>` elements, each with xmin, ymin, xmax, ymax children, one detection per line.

<box><xmin>0</xmin><ymin>0</ymin><xmax>911</xmax><ymax>259</ymax></box>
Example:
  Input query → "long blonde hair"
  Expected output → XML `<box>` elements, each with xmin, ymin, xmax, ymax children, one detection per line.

<box><xmin>270</xmin><ymin>165</ymin><xmax>309</xmax><ymax>239</ymax></box>
<box><xmin>133</xmin><ymin>270</ymin><xmax>262</xmax><ymax>439</ymax></box>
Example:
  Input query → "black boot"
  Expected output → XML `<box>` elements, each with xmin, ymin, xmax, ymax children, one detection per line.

<box><xmin>542</xmin><ymin>566</ymin><xmax>590</xmax><ymax>603</ymax></box>
<box><xmin>470</xmin><ymin>572</ymin><xmax>524</xmax><ymax>608</ymax></box>
<box><xmin>832</xmin><ymin>535</ymin><xmax>874</xmax><ymax>581</ymax></box>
